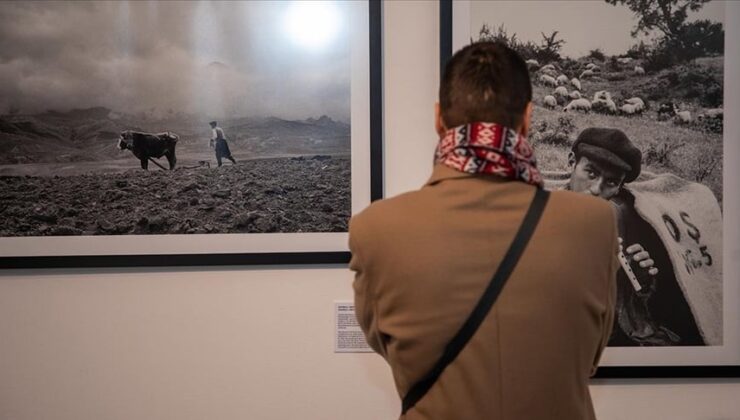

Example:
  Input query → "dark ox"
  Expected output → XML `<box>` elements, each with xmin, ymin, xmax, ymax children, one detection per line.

<box><xmin>118</xmin><ymin>130</ymin><xmax>178</xmax><ymax>170</ymax></box>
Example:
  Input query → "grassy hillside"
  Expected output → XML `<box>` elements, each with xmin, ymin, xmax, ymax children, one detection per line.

<box><xmin>529</xmin><ymin>56</ymin><xmax>723</xmax><ymax>203</ymax></box>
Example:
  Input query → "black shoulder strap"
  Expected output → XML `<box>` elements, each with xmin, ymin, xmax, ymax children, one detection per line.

<box><xmin>401</xmin><ymin>188</ymin><xmax>550</xmax><ymax>415</ymax></box>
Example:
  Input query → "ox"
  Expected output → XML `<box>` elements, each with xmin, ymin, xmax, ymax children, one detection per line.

<box><xmin>118</xmin><ymin>130</ymin><xmax>178</xmax><ymax>170</ymax></box>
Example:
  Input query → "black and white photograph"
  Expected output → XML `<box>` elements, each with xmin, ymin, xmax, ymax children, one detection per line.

<box><xmin>0</xmin><ymin>1</ymin><xmax>380</xmax><ymax>265</ymax></box>
<box><xmin>447</xmin><ymin>0</ymin><xmax>737</xmax><ymax>372</ymax></box>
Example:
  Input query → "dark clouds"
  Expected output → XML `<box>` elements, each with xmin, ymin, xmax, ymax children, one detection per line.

<box><xmin>0</xmin><ymin>1</ymin><xmax>352</xmax><ymax>121</ymax></box>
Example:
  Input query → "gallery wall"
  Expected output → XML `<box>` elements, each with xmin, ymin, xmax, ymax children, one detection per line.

<box><xmin>0</xmin><ymin>1</ymin><xmax>739</xmax><ymax>419</ymax></box>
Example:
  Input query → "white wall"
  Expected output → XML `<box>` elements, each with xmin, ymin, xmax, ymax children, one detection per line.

<box><xmin>1</xmin><ymin>2</ymin><xmax>739</xmax><ymax>419</ymax></box>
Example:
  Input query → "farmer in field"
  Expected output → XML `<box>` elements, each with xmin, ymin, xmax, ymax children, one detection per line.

<box><xmin>558</xmin><ymin>127</ymin><xmax>718</xmax><ymax>347</ymax></box>
<box><xmin>209</xmin><ymin>121</ymin><xmax>237</xmax><ymax>167</ymax></box>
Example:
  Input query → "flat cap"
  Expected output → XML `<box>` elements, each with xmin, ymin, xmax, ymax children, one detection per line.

<box><xmin>572</xmin><ymin>127</ymin><xmax>642</xmax><ymax>183</ymax></box>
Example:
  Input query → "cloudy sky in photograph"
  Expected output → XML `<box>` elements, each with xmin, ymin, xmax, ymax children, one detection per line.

<box><xmin>470</xmin><ymin>0</ymin><xmax>725</xmax><ymax>58</ymax></box>
<box><xmin>0</xmin><ymin>1</ymin><xmax>352</xmax><ymax>121</ymax></box>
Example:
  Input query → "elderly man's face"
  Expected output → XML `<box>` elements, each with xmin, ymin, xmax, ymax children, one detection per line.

<box><xmin>568</xmin><ymin>155</ymin><xmax>625</xmax><ymax>200</ymax></box>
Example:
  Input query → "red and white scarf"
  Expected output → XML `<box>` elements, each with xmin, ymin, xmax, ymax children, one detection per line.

<box><xmin>434</xmin><ymin>122</ymin><xmax>543</xmax><ymax>187</ymax></box>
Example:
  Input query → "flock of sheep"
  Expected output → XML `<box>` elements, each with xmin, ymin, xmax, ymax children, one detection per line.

<box><xmin>526</xmin><ymin>59</ymin><xmax>723</xmax><ymax>127</ymax></box>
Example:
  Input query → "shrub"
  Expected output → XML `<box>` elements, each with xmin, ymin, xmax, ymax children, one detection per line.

<box><xmin>604</xmin><ymin>72</ymin><xmax>627</xmax><ymax>82</ymax></box>
<box><xmin>691</xmin><ymin>155</ymin><xmax>720</xmax><ymax>182</ymax></box>
<box><xmin>530</xmin><ymin>117</ymin><xmax>575</xmax><ymax>146</ymax></box>
<box><xmin>697</xmin><ymin>115</ymin><xmax>723</xmax><ymax>134</ymax></box>
<box><xmin>644</xmin><ymin>46</ymin><xmax>675</xmax><ymax>72</ymax></box>
<box><xmin>607</xmin><ymin>56</ymin><xmax>621</xmax><ymax>72</ymax></box>
<box><xmin>588</xmin><ymin>48</ymin><xmax>606</xmax><ymax>61</ymax></box>
<box><xmin>558</xmin><ymin>57</ymin><xmax>580</xmax><ymax>75</ymax></box>
<box><xmin>678</xmin><ymin>20</ymin><xmax>724</xmax><ymax>58</ymax></box>
<box><xmin>626</xmin><ymin>41</ymin><xmax>651</xmax><ymax>59</ymax></box>
<box><xmin>643</xmin><ymin>137</ymin><xmax>685</xmax><ymax>167</ymax></box>
<box><xmin>663</xmin><ymin>65</ymin><xmax>723</xmax><ymax>107</ymax></box>
<box><xmin>477</xmin><ymin>24</ymin><xmax>565</xmax><ymax>63</ymax></box>
<box><xmin>644</xmin><ymin>21</ymin><xmax>724</xmax><ymax>72</ymax></box>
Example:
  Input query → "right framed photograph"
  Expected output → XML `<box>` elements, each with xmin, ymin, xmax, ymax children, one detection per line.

<box><xmin>441</xmin><ymin>0</ymin><xmax>739</xmax><ymax>377</ymax></box>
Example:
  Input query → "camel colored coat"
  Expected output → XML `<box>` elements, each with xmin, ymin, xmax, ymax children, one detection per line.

<box><xmin>350</xmin><ymin>165</ymin><xmax>617</xmax><ymax>419</ymax></box>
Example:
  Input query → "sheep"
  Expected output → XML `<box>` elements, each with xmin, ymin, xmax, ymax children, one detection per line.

<box><xmin>579</xmin><ymin>69</ymin><xmax>595</xmax><ymax>79</ymax></box>
<box><xmin>585</xmin><ymin>63</ymin><xmax>601</xmax><ymax>72</ymax></box>
<box><xmin>673</xmin><ymin>105</ymin><xmax>692</xmax><ymax>124</ymax></box>
<box><xmin>539</xmin><ymin>63</ymin><xmax>558</xmax><ymax>77</ymax></box>
<box><xmin>539</xmin><ymin>74</ymin><xmax>558</xmax><ymax>87</ymax></box>
<box><xmin>525</xmin><ymin>59</ymin><xmax>540</xmax><ymax>70</ymax></box>
<box><xmin>605</xmin><ymin>99</ymin><xmax>618</xmax><ymax>114</ymax></box>
<box><xmin>543</xmin><ymin>95</ymin><xmax>558</xmax><ymax>109</ymax></box>
<box><xmin>624</xmin><ymin>97</ymin><xmax>645</xmax><ymax>112</ymax></box>
<box><xmin>552</xmin><ymin>86</ymin><xmax>569</xmax><ymax>105</ymax></box>
<box><xmin>569</xmin><ymin>90</ymin><xmax>582</xmax><ymax>100</ymax></box>
<box><xmin>592</xmin><ymin>91</ymin><xmax>616</xmax><ymax>114</ymax></box>
<box><xmin>662</xmin><ymin>102</ymin><xmax>692</xmax><ymax>124</ymax></box>
<box><xmin>634</xmin><ymin>65</ymin><xmax>645</xmax><ymax>75</ymax></box>
<box><xmin>553</xmin><ymin>86</ymin><xmax>569</xmax><ymax>97</ymax></box>
<box><xmin>556</xmin><ymin>74</ymin><xmax>569</xmax><ymax>85</ymax></box>
<box><xmin>592</xmin><ymin>90</ymin><xmax>612</xmax><ymax>102</ymax></box>
<box><xmin>570</xmin><ymin>77</ymin><xmax>581</xmax><ymax>91</ymax></box>
<box><xmin>592</xmin><ymin>98</ymin><xmax>617</xmax><ymax>114</ymax></box>
<box><xmin>675</xmin><ymin>110</ymin><xmax>691</xmax><ymax>124</ymax></box>
<box><xmin>541</xmin><ymin>63</ymin><xmax>556</xmax><ymax>72</ymax></box>
<box><xmin>540</xmin><ymin>68</ymin><xmax>558</xmax><ymax>78</ymax></box>
<box><xmin>564</xmin><ymin>98</ymin><xmax>591</xmax><ymax>113</ymax></box>
<box><xmin>620</xmin><ymin>103</ymin><xmax>638</xmax><ymax>115</ymax></box>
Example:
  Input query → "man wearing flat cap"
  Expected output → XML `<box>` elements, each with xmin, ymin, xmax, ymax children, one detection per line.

<box><xmin>566</xmin><ymin>127</ymin><xmax>703</xmax><ymax>346</ymax></box>
<box><xmin>567</xmin><ymin>128</ymin><xmax>642</xmax><ymax>199</ymax></box>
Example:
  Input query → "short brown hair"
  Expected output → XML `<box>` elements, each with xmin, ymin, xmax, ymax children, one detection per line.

<box><xmin>439</xmin><ymin>42</ymin><xmax>532</xmax><ymax>129</ymax></box>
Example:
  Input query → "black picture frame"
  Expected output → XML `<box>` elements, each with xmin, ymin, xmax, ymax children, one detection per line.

<box><xmin>439</xmin><ymin>0</ymin><xmax>739</xmax><ymax>378</ymax></box>
<box><xmin>0</xmin><ymin>1</ymin><xmax>383</xmax><ymax>269</ymax></box>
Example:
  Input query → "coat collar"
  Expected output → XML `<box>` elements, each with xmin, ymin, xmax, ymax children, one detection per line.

<box><xmin>425</xmin><ymin>164</ymin><xmax>510</xmax><ymax>186</ymax></box>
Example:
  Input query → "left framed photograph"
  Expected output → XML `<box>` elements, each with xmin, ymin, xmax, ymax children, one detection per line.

<box><xmin>0</xmin><ymin>1</ymin><xmax>383</xmax><ymax>268</ymax></box>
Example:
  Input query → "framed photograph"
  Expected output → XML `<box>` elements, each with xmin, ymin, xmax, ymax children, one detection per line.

<box><xmin>0</xmin><ymin>1</ymin><xmax>382</xmax><ymax>268</ymax></box>
<box><xmin>441</xmin><ymin>0</ymin><xmax>739</xmax><ymax>377</ymax></box>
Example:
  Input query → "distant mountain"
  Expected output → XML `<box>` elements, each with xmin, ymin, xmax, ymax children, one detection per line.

<box><xmin>223</xmin><ymin>115</ymin><xmax>350</xmax><ymax>157</ymax></box>
<box><xmin>43</xmin><ymin>106</ymin><xmax>113</xmax><ymax>120</ymax></box>
<box><xmin>306</xmin><ymin>115</ymin><xmax>347</xmax><ymax>127</ymax></box>
<box><xmin>0</xmin><ymin>108</ymin><xmax>350</xmax><ymax>165</ymax></box>
<box><xmin>206</xmin><ymin>61</ymin><xmax>229</xmax><ymax>70</ymax></box>
<box><xmin>0</xmin><ymin>107</ymin><xmax>142</xmax><ymax>164</ymax></box>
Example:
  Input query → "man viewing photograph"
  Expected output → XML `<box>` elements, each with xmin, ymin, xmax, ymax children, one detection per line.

<box><xmin>350</xmin><ymin>41</ymin><xmax>618</xmax><ymax>419</ymax></box>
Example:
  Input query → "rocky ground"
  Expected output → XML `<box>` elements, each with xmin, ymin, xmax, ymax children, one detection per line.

<box><xmin>0</xmin><ymin>155</ymin><xmax>350</xmax><ymax>236</ymax></box>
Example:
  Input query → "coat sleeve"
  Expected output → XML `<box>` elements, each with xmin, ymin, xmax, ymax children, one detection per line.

<box><xmin>591</xmin><ymin>205</ymin><xmax>619</xmax><ymax>376</ymax></box>
<box><xmin>349</xmin><ymin>216</ymin><xmax>387</xmax><ymax>357</ymax></box>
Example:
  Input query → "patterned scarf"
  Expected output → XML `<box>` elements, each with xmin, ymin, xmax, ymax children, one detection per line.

<box><xmin>434</xmin><ymin>122</ymin><xmax>543</xmax><ymax>187</ymax></box>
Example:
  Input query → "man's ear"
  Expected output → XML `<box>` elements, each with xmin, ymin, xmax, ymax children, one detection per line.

<box><xmin>435</xmin><ymin>103</ymin><xmax>447</xmax><ymax>137</ymax></box>
<box><xmin>519</xmin><ymin>102</ymin><xmax>534</xmax><ymax>137</ymax></box>
<box><xmin>567</xmin><ymin>151</ymin><xmax>577</xmax><ymax>169</ymax></box>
